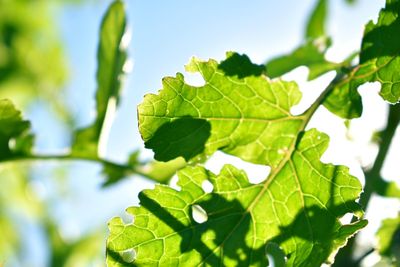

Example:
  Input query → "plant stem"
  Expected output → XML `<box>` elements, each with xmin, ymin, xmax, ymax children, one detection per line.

<box><xmin>0</xmin><ymin>153</ymin><xmax>157</xmax><ymax>183</ymax></box>
<box><xmin>333</xmin><ymin>103</ymin><xmax>400</xmax><ymax>266</ymax></box>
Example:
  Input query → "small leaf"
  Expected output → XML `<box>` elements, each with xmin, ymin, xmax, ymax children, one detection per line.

<box><xmin>328</xmin><ymin>0</ymin><xmax>400</xmax><ymax>114</ymax></box>
<box><xmin>323</xmin><ymin>76</ymin><xmax>363</xmax><ymax>119</ymax></box>
<box><xmin>358</xmin><ymin>0</ymin><xmax>400</xmax><ymax>103</ymax></box>
<box><xmin>306</xmin><ymin>0</ymin><xmax>328</xmax><ymax>39</ymax></box>
<box><xmin>0</xmin><ymin>99</ymin><xmax>32</xmax><ymax>158</ymax></box>
<box><xmin>265</xmin><ymin>39</ymin><xmax>337</xmax><ymax>80</ymax></box>
<box><xmin>72</xmin><ymin>0</ymin><xmax>128</xmax><ymax>157</ymax></box>
<box><xmin>102</xmin><ymin>151</ymin><xmax>140</xmax><ymax>187</ymax></box>
<box><xmin>218</xmin><ymin>52</ymin><xmax>265</xmax><ymax>78</ymax></box>
<box><xmin>106</xmin><ymin>129</ymin><xmax>366</xmax><ymax>266</ymax></box>
<box><xmin>376</xmin><ymin>216</ymin><xmax>400</xmax><ymax>263</ymax></box>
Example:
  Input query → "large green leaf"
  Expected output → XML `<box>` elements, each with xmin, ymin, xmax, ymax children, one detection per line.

<box><xmin>106</xmin><ymin>129</ymin><xmax>366</xmax><ymax>266</ymax></box>
<box><xmin>72</xmin><ymin>0</ymin><xmax>127</xmax><ymax>158</ymax></box>
<box><xmin>0</xmin><ymin>99</ymin><xmax>31</xmax><ymax>159</ymax></box>
<box><xmin>139</xmin><ymin>53</ymin><xmax>305</xmax><ymax>167</ymax></box>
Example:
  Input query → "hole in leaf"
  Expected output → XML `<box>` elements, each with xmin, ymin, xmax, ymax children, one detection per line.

<box><xmin>184</xmin><ymin>72</ymin><xmax>206</xmax><ymax>87</ymax></box>
<box><xmin>339</xmin><ymin>212</ymin><xmax>354</xmax><ymax>224</ymax></box>
<box><xmin>265</xmin><ymin>242</ymin><xmax>286</xmax><ymax>267</ymax></box>
<box><xmin>169</xmin><ymin>175</ymin><xmax>181</xmax><ymax>191</ymax></box>
<box><xmin>8</xmin><ymin>138</ymin><xmax>16</xmax><ymax>150</ymax></box>
<box><xmin>121</xmin><ymin>212</ymin><xmax>134</xmax><ymax>225</ymax></box>
<box><xmin>120</xmin><ymin>248</ymin><xmax>136</xmax><ymax>263</ymax></box>
<box><xmin>205</xmin><ymin>151</ymin><xmax>270</xmax><ymax>184</ymax></box>
<box><xmin>201</xmin><ymin>180</ymin><xmax>213</xmax><ymax>193</ymax></box>
<box><xmin>192</xmin><ymin>204</ymin><xmax>208</xmax><ymax>223</ymax></box>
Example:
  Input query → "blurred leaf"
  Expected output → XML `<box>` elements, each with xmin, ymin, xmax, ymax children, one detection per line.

<box><xmin>306</xmin><ymin>0</ymin><xmax>328</xmax><ymax>39</ymax></box>
<box><xmin>373</xmin><ymin>177</ymin><xmax>400</xmax><ymax>198</ymax></box>
<box><xmin>107</xmin><ymin>130</ymin><xmax>366</xmax><ymax>266</ymax></box>
<box><xmin>101</xmin><ymin>151</ymin><xmax>140</xmax><ymax>186</ymax></box>
<box><xmin>0</xmin><ymin>99</ymin><xmax>32</xmax><ymax>159</ymax></box>
<box><xmin>72</xmin><ymin>0</ymin><xmax>128</xmax><ymax>158</ymax></box>
<box><xmin>0</xmin><ymin>0</ymin><xmax>68</xmax><ymax>120</ymax></box>
<box><xmin>376</xmin><ymin>216</ymin><xmax>400</xmax><ymax>263</ymax></box>
<box><xmin>265</xmin><ymin>39</ymin><xmax>337</xmax><ymax>80</ymax></box>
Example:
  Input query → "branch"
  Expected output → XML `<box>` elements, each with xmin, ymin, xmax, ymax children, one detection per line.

<box><xmin>0</xmin><ymin>153</ymin><xmax>159</xmax><ymax>183</ymax></box>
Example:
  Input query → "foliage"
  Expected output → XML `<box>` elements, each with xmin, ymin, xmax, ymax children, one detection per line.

<box><xmin>0</xmin><ymin>0</ymin><xmax>400</xmax><ymax>266</ymax></box>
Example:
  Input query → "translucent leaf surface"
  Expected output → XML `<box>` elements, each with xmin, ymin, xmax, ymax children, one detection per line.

<box><xmin>72</xmin><ymin>0</ymin><xmax>127</xmax><ymax>157</ymax></box>
<box><xmin>139</xmin><ymin>53</ymin><xmax>305</xmax><ymax>167</ymax></box>
<box><xmin>358</xmin><ymin>0</ymin><xmax>400</xmax><ymax>103</ymax></box>
<box><xmin>106</xmin><ymin>129</ymin><xmax>366</xmax><ymax>266</ymax></box>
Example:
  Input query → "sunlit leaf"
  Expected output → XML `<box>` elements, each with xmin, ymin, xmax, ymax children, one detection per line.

<box><xmin>325</xmin><ymin>0</ymin><xmax>400</xmax><ymax>117</ymax></box>
<box><xmin>139</xmin><ymin>53</ymin><xmax>305</xmax><ymax>167</ymax></box>
<box><xmin>106</xmin><ymin>129</ymin><xmax>366</xmax><ymax>266</ymax></box>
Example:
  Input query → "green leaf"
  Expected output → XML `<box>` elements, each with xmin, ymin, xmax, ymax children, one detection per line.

<box><xmin>139</xmin><ymin>53</ymin><xmax>305</xmax><ymax>167</ymax></box>
<box><xmin>327</xmin><ymin>0</ymin><xmax>400</xmax><ymax>114</ymax></box>
<box><xmin>357</xmin><ymin>0</ymin><xmax>400</xmax><ymax>103</ymax></box>
<box><xmin>376</xmin><ymin>216</ymin><xmax>400</xmax><ymax>262</ymax></box>
<box><xmin>72</xmin><ymin>0</ymin><xmax>127</xmax><ymax>157</ymax></box>
<box><xmin>323</xmin><ymin>74</ymin><xmax>363</xmax><ymax>119</ymax></box>
<box><xmin>106</xmin><ymin>129</ymin><xmax>366</xmax><ymax>266</ymax></box>
<box><xmin>265</xmin><ymin>39</ymin><xmax>337</xmax><ymax>81</ymax></box>
<box><xmin>0</xmin><ymin>99</ymin><xmax>31</xmax><ymax>159</ymax></box>
<box><xmin>306</xmin><ymin>0</ymin><xmax>328</xmax><ymax>39</ymax></box>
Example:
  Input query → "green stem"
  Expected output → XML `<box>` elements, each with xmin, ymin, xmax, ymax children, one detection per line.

<box><xmin>0</xmin><ymin>153</ymin><xmax>157</xmax><ymax>183</ymax></box>
<box><xmin>360</xmin><ymin>104</ymin><xmax>400</xmax><ymax>207</ymax></box>
<box><xmin>333</xmin><ymin>103</ymin><xmax>400</xmax><ymax>266</ymax></box>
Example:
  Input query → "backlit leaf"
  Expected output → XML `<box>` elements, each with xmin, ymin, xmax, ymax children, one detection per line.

<box><xmin>139</xmin><ymin>53</ymin><xmax>304</xmax><ymax>167</ymax></box>
<box><xmin>106</xmin><ymin>129</ymin><xmax>366</xmax><ymax>266</ymax></box>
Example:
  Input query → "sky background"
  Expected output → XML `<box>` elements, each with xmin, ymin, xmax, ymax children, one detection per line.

<box><xmin>20</xmin><ymin>0</ymin><xmax>400</xmax><ymax>266</ymax></box>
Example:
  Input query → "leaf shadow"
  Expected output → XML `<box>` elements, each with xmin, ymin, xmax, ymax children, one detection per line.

<box><xmin>144</xmin><ymin>117</ymin><xmax>211</xmax><ymax>162</ymax></box>
<box><xmin>218</xmin><ymin>52</ymin><xmax>265</xmax><ymax>78</ymax></box>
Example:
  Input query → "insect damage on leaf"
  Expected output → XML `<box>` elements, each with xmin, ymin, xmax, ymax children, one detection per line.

<box><xmin>108</xmin><ymin>53</ymin><xmax>367</xmax><ymax>266</ymax></box>
<box><xmin>106</xmin><ymin>129</ymin><xmax>367</xmax><ymax>267</ymax></box>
